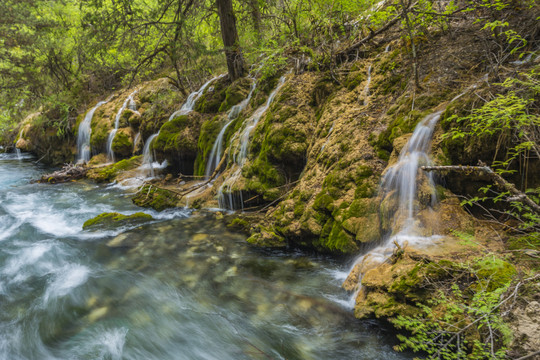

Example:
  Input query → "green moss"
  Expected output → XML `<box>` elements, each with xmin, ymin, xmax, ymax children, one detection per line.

<box><xmin>87</xmin><ymin>155</ymin><xmax>142</xmax><ymax>182</ymax></box>
<box><xmin>195</xmin><ymin>77</ymin><xmax>228</xmax><ymax>113</ymax></box>
<box><xmin>83</xmin><ymin>212</ymin><xmax>153</xmax><ymax>230</ymax></box>
<box><xmin>218</xmin><ymin>77</ymin><xmax>252</xmax><ymax>112</ymax></box>
<box><xmin>473</xmin><ymin>256</ymin><xmax>516</xmax><ymax>291</ymax></box>
<box><xmin>111</xmin><ymin>130</ymin><xmax>133</xmax><ymax>158</ymax></box>
<box><xmin>194</xmin><ymin>116</ymin><xmax>222</xmax><ymax>176</ymax></box>
<box><xmin>227</xmin><ymin>218</ymin><xmax>250</xmax><ymax>232</ymax></box>
<box><xmin>132</xmin><ymin>184</ymin><xmax>178</xmax><ymax>211</ymax></box>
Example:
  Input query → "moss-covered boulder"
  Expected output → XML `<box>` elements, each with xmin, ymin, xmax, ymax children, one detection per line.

<box><xmin>83</xmin><ymin>212</ymin><xmax>153</xmax><ymax>230</ymax></box>
<box><xmin>137</xmin><ymin>78</ymin><xmax>184</xmax><ymax>141</ymax></box>
<box><xmin>87</xmin><ymin>155</ymin><xmax>142</xmax><ymax>182</ymax></box>
<box><xmin>132</xmin><ymin>184</ymin><xmax>178</xmax><ymax>210</ymax></box>
<box><xmin>111</xmin><ymin>128</ymin><xmax>133</xmax><ymax>159</ymax></box>
<box><xmin>15</xmin><ymin>107</ymin><xmax>77</xmax><ymax>165</ymax></box>
<box><xmin>218</xmin><ymin>77</ymin><xmax>253</xmax><ymax>112</ymax></box>
<box><xmin>153</xmin><ymin>113</ymin><xmax>203</xmax><ymax>175</ymax></box>
<box><xmin>194</xmin><ymin>76</ymin><xmax>229</xmax><ymax>113</ymax></box>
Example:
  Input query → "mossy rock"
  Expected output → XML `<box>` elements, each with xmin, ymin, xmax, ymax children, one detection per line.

<box><xmin>153</xmin><ymin>114</ymin><xmax>202</xmax><ymax>175</ymax></box>
<box><xmin>132</xmin><ymin>184</ymin><xmax>178</xmax><ymax>211</ymax></box>
<box><xmin>194</xmin><ymin>115</ymin><xmax>224</xmax><ymax>176</ymax></box>
<box><xmin>111</xmin><ymin>128</ymin><xmax>133</xmax><ymax>159</ymax></box>
<box><xmin>89</xmin><ymin>108</ymin><xmax>112</xmax><ymax>153</ymax></box>
<box><xmin>87</xmin><ymin>155</ymin><xmax>142</xmax><ymax>182</ymax></box>
<box><xmin>247</xmin><ymin>228</ymin><xmax>287</xmax><ymax>247</ymax></box>
<box><xmin>83</xmin><ymin>212</ymin><xmax>153</xmax><ymax>230</ymax></box>
<box><xmin>473</xmin><ymin>256</ymin><xmax>516</xmax><ymax>291</ymax></box>
<box><xmin>194</xmin><ymin>76</ymin><xmax>229</xmax><ymax>113</ymax></box>
<box><xmin>218</xmin><ymin>77</ymin><xmax>253</xmax><ymax>113</ymax></box>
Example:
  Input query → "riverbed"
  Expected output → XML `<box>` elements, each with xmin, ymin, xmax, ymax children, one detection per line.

<box><xmin>0</xmin><ymin>153</ymin><xmax>409</xmax><ymax>360</ymax></box>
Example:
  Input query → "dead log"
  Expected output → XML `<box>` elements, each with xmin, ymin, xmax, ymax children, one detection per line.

<box><xmin>421</xmin><ymin>163</ymin><xmax>540</xmax><ymax>213</ymax></box>
<box><xmin>37</xmin><ymin>163</ymin><xmax>87</xmax><ymax>184</ymax></box>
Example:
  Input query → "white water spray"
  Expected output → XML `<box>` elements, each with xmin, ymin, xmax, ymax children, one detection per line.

<box><xmin>107</xmin><ymin>90</ymin><xmax>139</xmax><ymax>162</ymax></box>
<box><xmin>77</xmin><ymin>100</ymin><xmax>109</xmax><ymax>164</ymax></box>
<box><xmin>218</xmin><ymin>76</ymin><xmax>287</xmax><ymax>210</ymax></box>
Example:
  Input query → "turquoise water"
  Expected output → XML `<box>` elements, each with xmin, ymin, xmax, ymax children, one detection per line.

<box><xmin>0</xmin><ymin>153</ymin><xmax>409</xmax><ymax>360</ymax></box>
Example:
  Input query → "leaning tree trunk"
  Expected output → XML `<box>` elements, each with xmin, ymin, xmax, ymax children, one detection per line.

<box><xmin>217</xmin><ymin>0</ymin><xmax>246</xmax><ymax>81</ymax></box>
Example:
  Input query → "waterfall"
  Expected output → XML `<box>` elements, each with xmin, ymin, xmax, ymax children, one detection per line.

<box><xmin>205</xmin><ymin>78</ymin><xmax>257</xmax><ymax>179</ymax></box>
<box><xmin>385</xmin><ymin>44</ymin><xmax>390</xmax><ymax>52</ymax></box>
<box><xmin>133</xmin><ymin>132</ymin><xmax>141</xmax><ymax>153</ymax></box>
<box><xmin>169</xmin><ymin>74</ymin><xmax>226</xmax><ymax>121</ymax></box>
<box><xmin>218</xmin><ymin>75</ymin><xmax>287</xmax><ymax>210</ymax></box>
<box><xmin>15</xmin><ymin>129</ymin><xmax>24</xmax><ymax>160</ymax></box>
<box><xmin>140</xmin><ymin>133</ymin><xmax>159</xmax><ymax>178</ymax></box>
<box><xmin>346</xmin><ymin>111</ymin><xmax>443</xmax><ymax>307</ymax></box>
<box><xmin>107</xmin><ymin>90</ymin><xmax>139</xmax><ymax>163</ymax></box>
<box><xmin>138</xmin><ymin>75</ymin><xmax>223</xmax><ymax>177</ymax></box>
<box><xmin>77</xmin><ymin>100</ymin><xmax>109</xmax><ymax>164</ymax></box>
<box><xmin>362</xmin><ymin>65</ymin><xmax>372</xmax><ymax>106</ymax></box>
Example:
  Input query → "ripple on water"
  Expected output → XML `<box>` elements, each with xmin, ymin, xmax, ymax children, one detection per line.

<box><xmin>42</xmin><ymin>264</ymin><xmax>90</xmax><ymax>305</ymax></box>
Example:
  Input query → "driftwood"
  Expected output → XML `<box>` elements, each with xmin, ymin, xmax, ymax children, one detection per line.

<box><xmin>421</xmin><ymin>163</ymin><xmax>540</xmax><ymax>213</ymax></box>
<box><xmin>37</xmin><ymin>163</ymin><xmax>87</xmax><ymax>184</ymax></box>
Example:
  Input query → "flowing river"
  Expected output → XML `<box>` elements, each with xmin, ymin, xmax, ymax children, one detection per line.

<box><xmin>0</xmin><ymin>153</ymin><xmax>409</xmax><ymax>360</ymax></box>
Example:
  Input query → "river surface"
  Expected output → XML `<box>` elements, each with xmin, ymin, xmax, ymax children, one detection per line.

<box><xmin>0</xmin><ymin>153</ymin><xmax>409</xmax><ymax>360</ymax></box>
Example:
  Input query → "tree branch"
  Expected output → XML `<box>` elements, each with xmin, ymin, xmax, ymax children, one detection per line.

<box><xmin>421</xmin><ymin>163</ymin><xmax>540</xmax><ymax>213</ymax></box>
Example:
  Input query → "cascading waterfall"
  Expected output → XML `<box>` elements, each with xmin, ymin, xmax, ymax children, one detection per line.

<box><xmin>107</xmin><ymin>90</ymin><xmax>139</xmax><ymax>162</ymax></box>
<box><xmin>204</xmin><ymin>78</ymin><xmax>257</xmax><ymax>179</ymax></box>
<box><xmin>218</xmin><ymin>75</ymin><xmax>287</xmax><ymax>210</ymax></box>
<box><xmin>346</xmin><ymin>111</ymin><xmax>443</xmax><ymax>306</ymax></box>
<box><xmin>77</xmin><ymin>100</ymin><xmax>109</xmax><ymax>164</ymax></box>
<box><xmin>139</xmin><ymin>75</ymin><xmax>224</xmax><ymax>177</ymax></box>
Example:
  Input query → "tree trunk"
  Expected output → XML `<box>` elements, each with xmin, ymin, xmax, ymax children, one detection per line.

<box><xmin>217</xmin><ymin>0</ymin><xmax>246</xmax><ymax>81</ymax></box>
<box><xmin>249</xmin><ymin>0</ymin><xmax>262</xmax><ymax>43</ymax></box>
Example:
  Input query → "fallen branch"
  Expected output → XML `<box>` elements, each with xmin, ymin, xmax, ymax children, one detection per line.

<box><xmin>421</xmin><ymin>163</ymin><xmax>540</xmax><ymax>213</ymax></box>
<box><xmin>335</xmin><ymin>14</ymin><xmax>402</xmax><ymax>63</ymax></box>
<box><xmin>36</xmin><ymin>163</ymin><xmax>87</xmax><ymax>184</ymax></box>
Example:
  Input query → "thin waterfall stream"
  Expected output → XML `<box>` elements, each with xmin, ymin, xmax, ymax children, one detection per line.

<box><xmin>107</xmin><ymin>90</ymin><xmax>139</xmax><ymax>162</ymax></box>
<box><xmin>77</xmin><ymin>100</ymin><xmax>110</xmax><ymax>164</ymax></box>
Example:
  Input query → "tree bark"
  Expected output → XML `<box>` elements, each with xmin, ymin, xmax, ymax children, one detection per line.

<box><xmin>249</xmin><ymin>0</ymin><xmax>262</xmax><ymax>43</ymax></box>
<box><xmin>217</xmin><ymin>0</ymin><xmax>246</xmax><ymax>81</ymax></box>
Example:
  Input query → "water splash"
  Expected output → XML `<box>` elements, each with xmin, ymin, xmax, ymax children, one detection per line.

<box><xmin>205</xmin><ymin>78</ymin><xmax>257</xmax><ymax>179</ymax></box>
<box><xmin>107</xmin><ymin>90</ymin><xmax>139</xmax><ymax>163</ymax></box>
<box><xmin>77</xmin><ymin>100</ymin><xmax>109</xmax><ymax>164</ymax></box>
<box><xmin>138</xmin><ymin>75</ymin><xmax>224</xmax><ymax>178</ymax></box>
<box><xmin>218</xmin><ymin>76</ymin><xmax>287</xmax><ymax>210</ymax></box>
<box><xmin>15</xmin><ymin>129</ymin><xmax>24</xmax><ymax>160</ymax></box>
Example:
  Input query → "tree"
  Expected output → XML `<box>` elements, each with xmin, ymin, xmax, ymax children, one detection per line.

<box><xmin>216</xmin><ymin>0</ymin><xmax>246</xmax><ymax>81</ymax></box>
